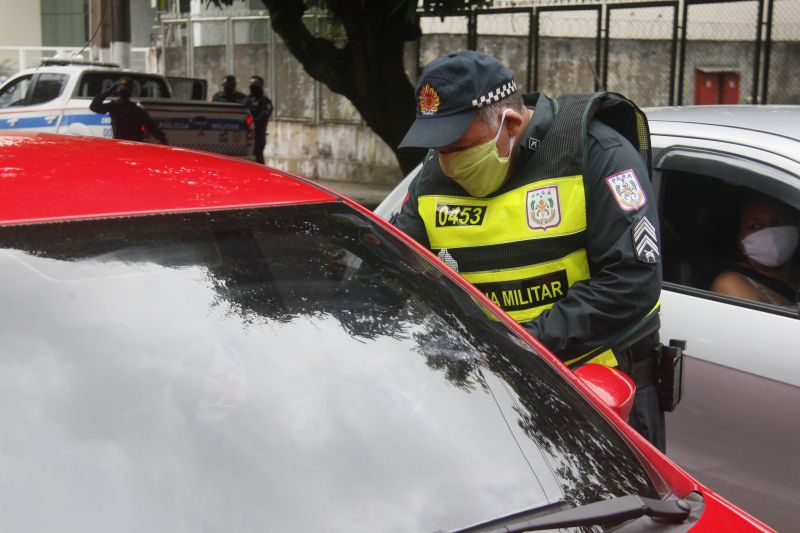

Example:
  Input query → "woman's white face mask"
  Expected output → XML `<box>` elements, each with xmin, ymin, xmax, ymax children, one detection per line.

<box><xmin>741</xmin><ymin>225</ymin><xmax>799</xmax><ymax>267</ymax></box>
<box><xmin>437</xmin><ymin>109</ymin><xmax>516</xmax><ymax>198</ymax></box>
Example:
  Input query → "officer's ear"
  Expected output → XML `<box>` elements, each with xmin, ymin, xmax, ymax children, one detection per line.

<box><xmin>503</xmin><ymin>108</ymin><xmax>525</xmax><ymax>139</ymax></box>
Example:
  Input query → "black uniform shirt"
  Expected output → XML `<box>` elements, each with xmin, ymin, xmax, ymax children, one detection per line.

<box><xmin>394</xmin><ymin>93</ymin><xmax>662</xmax><ymax>360</ymax></box>
<box><xmin>246</xmin><ymin>94</ymin><xmax>274</xmax><ymax>131</ymax></box>
<box><xmin>211</xmin><ymin>90</ymin><xmax>247</xmax><ymax>104</ymax></box>
<box><xmin>89</xmin><ymin>94</ymin><xmax>168</xmax><ymax>144</ymax></box>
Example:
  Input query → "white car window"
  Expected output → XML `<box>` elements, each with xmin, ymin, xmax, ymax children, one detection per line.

<box><xmin>660</xmin><ymin>168</ymin><xmax>799</xmax><ymax>315</ymax></box>
<box><xmin>29</xmin><ymin>73</ymin><xmax>68</xmax><ymax>105</ymax></box>
<box><xmin>0</xmin><ymin>75</ymin><xmax>33</xmax><ymax>108</ymax></box>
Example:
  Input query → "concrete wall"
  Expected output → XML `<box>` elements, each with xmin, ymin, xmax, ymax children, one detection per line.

<box><xmin>0</xmin><ymin>0</ymin><xmax>42</xmax><ymax>46</ymax></box>
<box><xmin>131</xmin><ymin>1</ymin><xmax>158</xmax><ymax>47</ymax></box>
<box><xmin>767</xmin><ymin>41</ymin><xmax>800</xmax><ymax>104</ymax></box>
<box><xmin>263</xmin><ymin>121</ymin><xmax>403</xmax><ymax>186</ymax></box>
<box><xmin>536</xmin><ymin>38</ymin><xmax>599</xmax><ymax>96</ymax></box>
<box><xmin>605</xmin><ymin>38</ymin><xmax>674</xmax><ymax>107</ymax></box>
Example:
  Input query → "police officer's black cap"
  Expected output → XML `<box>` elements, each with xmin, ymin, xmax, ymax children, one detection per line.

<box><xmin>399</xmin><ymin>50</ymin><xmax>517</xmax><ymax>149</ymax></box>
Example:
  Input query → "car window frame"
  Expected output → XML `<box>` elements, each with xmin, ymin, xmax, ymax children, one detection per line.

<box><xmin>653</xmin><ymin>144</ymin><xmax>800</xmax><ymax>319</ymax></box>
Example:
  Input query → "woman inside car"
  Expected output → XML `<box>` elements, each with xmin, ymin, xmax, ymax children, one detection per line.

<box><xmin>711</xmin><ymin>192</ymin><xmax>799</xmax><ymax>306</ymax></box>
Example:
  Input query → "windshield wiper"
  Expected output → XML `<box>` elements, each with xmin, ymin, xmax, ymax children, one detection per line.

<box><xmin>449</xmin><ymin>495</ymin><xmax>692</xmax><ymax>533</ymax></box>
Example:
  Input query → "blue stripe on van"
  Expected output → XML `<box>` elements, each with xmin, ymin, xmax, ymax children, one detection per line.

<box><xmin>1</xmin><ymin>112</ymin><xmax>245</xmax><ymax>132</ymax></box>
<box><xmin>62</xmin><ymin>114</ymin><xmax>245</xmax><ymax>132</ymax></box>
<box><xmin>0</xmin><ymin>116</ymin><xmax>54</xmax><ymax>129</ymax></box>
<box><xmin>61</xmin><ymin>113</ymin><xmax>109</xmax><ymax>126</ymax></box>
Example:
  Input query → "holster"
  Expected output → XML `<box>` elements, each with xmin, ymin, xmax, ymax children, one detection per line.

<box><xmin>620</xmin><ymin>335</ymin><xmax>686</xmax><ymax>412</ymax></box>
<box><xmin>655</xmin><ymin>340</ymin><xmax>686</xmax><ymax>412</ymax></box>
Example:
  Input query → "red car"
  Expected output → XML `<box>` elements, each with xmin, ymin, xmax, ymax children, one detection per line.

<box><xmin>0</xmin><ymin>133</ymin><xmax>772</xmax><ymax>532</ymax></box>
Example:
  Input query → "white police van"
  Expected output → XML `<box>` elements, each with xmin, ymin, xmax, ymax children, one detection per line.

<box><xmin>0</xmin><ymin>59</ymin><xmax>253</xmax><ymax>158</ymax></box>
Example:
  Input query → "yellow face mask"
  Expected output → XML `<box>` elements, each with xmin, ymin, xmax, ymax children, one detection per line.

<box><xmin>438</xmin><ymin>109</ymin><xmax>515</xmax><ymax>197</ymax></box>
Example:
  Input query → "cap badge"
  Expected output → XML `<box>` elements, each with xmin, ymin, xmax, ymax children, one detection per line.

<box><xmin>418</xmin><ymin>84</ymin><xmax>440</xmax><ymax>116</ymax></box>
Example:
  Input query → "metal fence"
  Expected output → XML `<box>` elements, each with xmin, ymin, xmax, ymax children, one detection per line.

<box><xmin>426</xmin><ymin>0</ymin><xmax>799</xmax><ymax>105</ymax></box>
<box><xmin>153</xmin><ymin>0</ymin><xmax>798</xmax><ymax>120</ymax></box>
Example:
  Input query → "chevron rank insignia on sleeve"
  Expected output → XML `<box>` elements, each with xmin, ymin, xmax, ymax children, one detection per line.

<box><xmin>632</xmin><ymin>215</ymin><xmax>660</xmax><ymax>264</ymax></box>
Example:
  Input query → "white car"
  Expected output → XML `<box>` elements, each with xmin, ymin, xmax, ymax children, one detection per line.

<box><xmin>0</xmin><ymin>58</ymin><xmax>253</xmax><ymax>157</ymax></box>
<box><xmin>375</xmin><ymin>105</ymin><xmax>800</xmax><ymax>532</ymax></box>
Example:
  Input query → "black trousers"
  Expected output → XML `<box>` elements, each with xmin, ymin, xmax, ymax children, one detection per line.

<box><xmin>619</xmin><ymin>331</ymin><xmax>666</xmax><ymax>452</ymax></box>
<box><xmin>253</xmin><ymin>129</ymin><xmax>266</xmax><ymax>164</ymax></box>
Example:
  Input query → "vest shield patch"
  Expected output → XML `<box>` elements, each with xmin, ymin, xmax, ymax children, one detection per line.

<box><xmin>527</xmin><ymin>186</ymin><xmax>561</xmax><ymax>230</ymax></box>
<box><xmin>605</xmin><ymin>168</ymin><xmax>647</xmax><ymax>211</ymax></box>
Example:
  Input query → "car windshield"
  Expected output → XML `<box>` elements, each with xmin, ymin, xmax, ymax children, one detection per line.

<box><xmin>0</xmin><ymin>203</ymin><xmax>659</xmax><ymax>532</ymax></box>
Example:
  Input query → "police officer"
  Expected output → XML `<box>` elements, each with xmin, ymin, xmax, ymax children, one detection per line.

<box><xmin>393</xmin><ymin>50</ymin><xmax>665</xmax><ymax>451</ymax></box>
<box><xmin>245</xmin><ymin>75</ymin><xmax>274</xmax><ymax>164</ymax></box>
<box><xmin>89</xmin><ymin>77</ymin><xmax>168</xmax><ymax>144</ymax></box>
<box><xmin>212</xmin><ymin>74</ymin><xmax>247</xmax><ymax>104</ymax></box>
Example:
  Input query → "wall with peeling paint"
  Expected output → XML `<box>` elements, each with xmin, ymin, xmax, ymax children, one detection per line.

<box><xmin>262</xmin><ymin>121</ymin><xmax>404</xmax><ymax>186</ymax></box>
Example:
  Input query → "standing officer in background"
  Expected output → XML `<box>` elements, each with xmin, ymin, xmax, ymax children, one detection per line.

<box><xmin>393</xmin><ymin>50</ymin><xmax>665</xmax><ymax>451</ymax></box>
<box><xmin>212</xmin><ymin>74</ymin><xmax>247</xmax><ymax>104</ymax></box>
<box><xmin>90</xmin><ymin>77</ymin><xmax>168</xmax><ymax>145</ymax></box>
<box><xmin>246</xmin><ymin>75</ymin><xmax>274</xmax><ymax>164</ymax></box>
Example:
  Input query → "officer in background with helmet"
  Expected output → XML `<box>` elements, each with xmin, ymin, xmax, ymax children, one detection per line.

<box><xmin>393</xmin><ymin>50</ymin><xmax>666</xmax><ymax>451</ymax></box>
<box><xmin>212</xmin><ymin>74</ymin><xmax>247</xmax><ymax>104</ymax></box>
<box><xmin>90</xmin><ymin>77</ymin><xmax>168</xmax><ymax>145</ymax></box>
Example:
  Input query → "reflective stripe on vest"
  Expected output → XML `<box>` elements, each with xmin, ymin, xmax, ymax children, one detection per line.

<box><xmin>418</xmin><ymin>175</ymin><xmax>590</xmax><ymax>322</ymax></box>
<box><xmin>419</xmin><ymin>175</ymin><xmax>586</xmax><ymax>248</ymax></box>
<box><xmin>569</xmin><ymin>348</ymin><xmax>619</xmax><ymax>368</ymax></box>
<box><xmin>466</xmin><ymin>248</ymin><xmax>589</xmax><ymax>322</ymax></box>
<box><xmin>563</xmin><ymin>300</ymin><xmax>662</xmax><ymax>368</ymax></box>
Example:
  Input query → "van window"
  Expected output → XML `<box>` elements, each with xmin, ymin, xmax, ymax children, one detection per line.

<box><xmin>29</xmin><ymin>73</ymin><xmax>68</xmax><ymax>105</ymax></box>
<box><xmin>0</xmin><ymin>75</ymin><xmax>33</xmax><ymax>108</ymax></box>
<box><xmin>76</xmin><ymin>73</ymin><xmax>170</xmax><ymax>98</ymax></box>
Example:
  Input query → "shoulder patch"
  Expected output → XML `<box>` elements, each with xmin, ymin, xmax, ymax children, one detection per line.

<box><xmin>605</xmin><ymin>168</ymin><xmax>647</xmax><ymax>211</ymax></box>
<box><xmin>632</xmin><ymin>215</ymin><xmax>660</xmax><ymax>264</ymax></box>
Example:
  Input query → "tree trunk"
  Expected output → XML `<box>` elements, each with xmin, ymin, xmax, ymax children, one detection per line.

<box><xmin>259</xmin><ymin>0</ymin><xmax>428</xmax><ymax>176</ymax></box>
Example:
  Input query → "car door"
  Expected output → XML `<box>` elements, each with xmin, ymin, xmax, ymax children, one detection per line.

<box><xmin>650</xmin><ymin>123</ymin><xmax>800</xmax><ymax>532</ymax></box>
<box><xmin>0</xmin><ymin>73</ymin><xmax>67</xmax><ymax>133</ymax></box>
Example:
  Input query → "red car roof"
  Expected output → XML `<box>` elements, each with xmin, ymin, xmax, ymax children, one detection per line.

<box><xmin>0</xmin><ymin>133</ymin><xmax>338</xmax><ymax>225</ymax></box>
